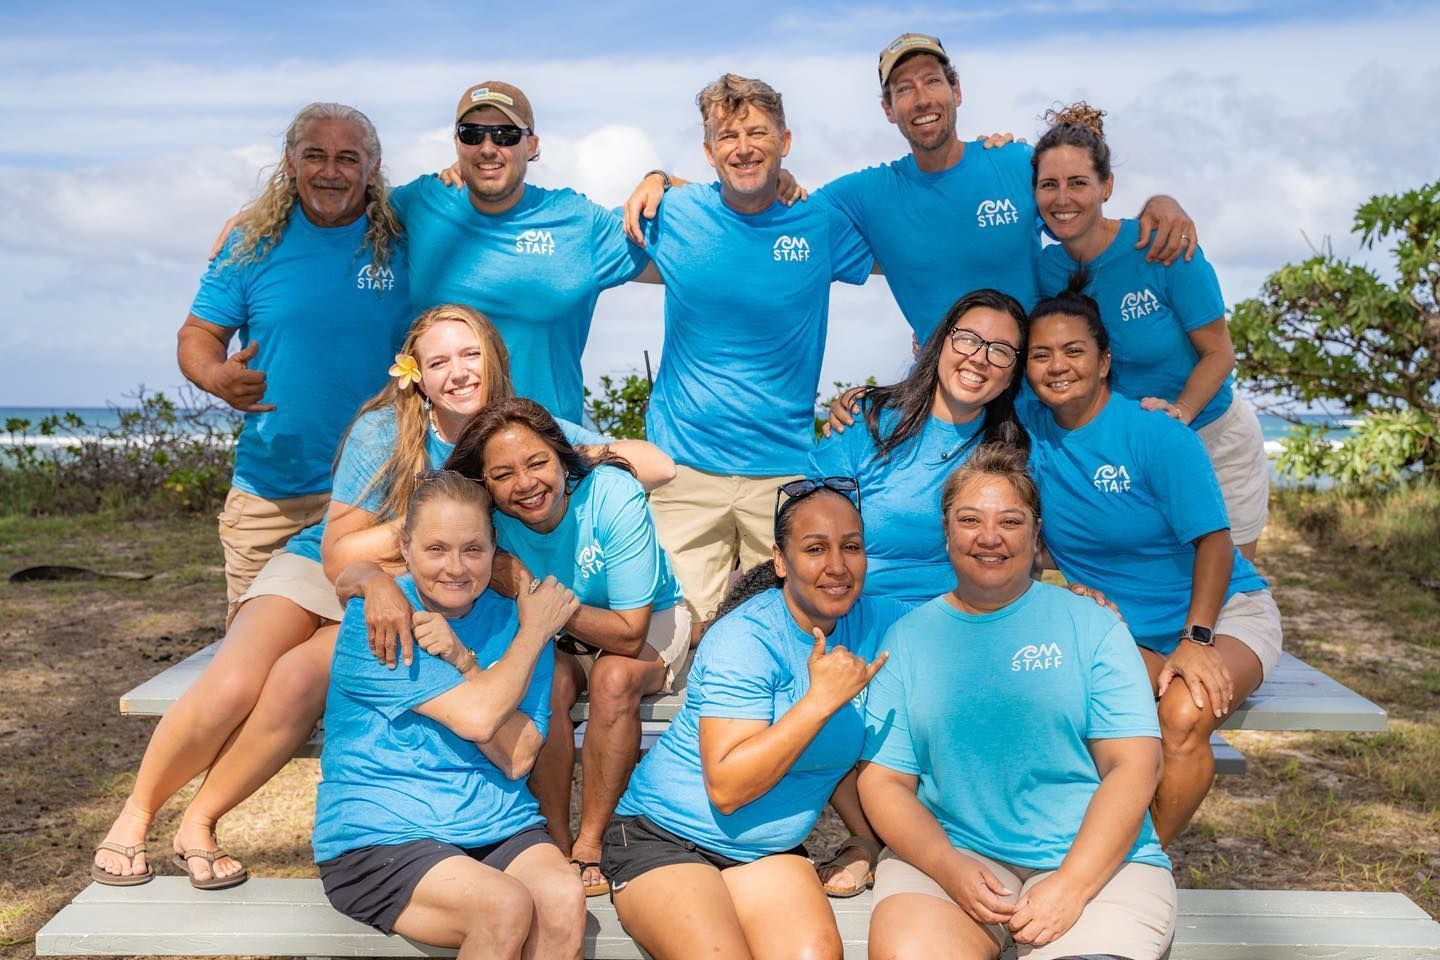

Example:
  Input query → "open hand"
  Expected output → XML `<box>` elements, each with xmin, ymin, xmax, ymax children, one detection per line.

<box><xmin>1135</xmin><ymin>195</ymin><xmax>1197</xmax><ymax>265</ymax></box>
<box><xmin>1158</xmin><ymin>638</ymin><xmax>1233</xmax><ymax>718</ymax></box>
<box><xmin>363</xmin><ymin>574</ymin><xmax>416</xmax><ymax>668</ymax></box>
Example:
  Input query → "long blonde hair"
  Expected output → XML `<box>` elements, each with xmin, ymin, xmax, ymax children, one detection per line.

<box><xmin>225</xmin><ymin>102</ymin><xmax>403</xmax><ymax>271</ymax></box>
<box><xmin>345</xmin><ymin>304</ymin><xmax>514</xmax><ymax>525</ymax></box>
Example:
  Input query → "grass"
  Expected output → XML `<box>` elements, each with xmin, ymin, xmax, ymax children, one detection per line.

<box><xmin>1</xmin><ymin>486</ymin><xmax>1438</xmax><ymax>959</ymax></box>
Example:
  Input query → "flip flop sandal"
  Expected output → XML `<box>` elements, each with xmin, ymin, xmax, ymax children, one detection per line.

<box><xmin>173</xmin><ymin>848</ymin><xmax>250</xmax><ymax>890</ymax></box>
<box><xmin>91</xmin><ymin>840</ymin><xmax>153</xmax><ymax>886</ymax></box>
<box><xmin>572</xmin><ymin>859</ymin><xmax>611</xmax><ymax>898</ymax></box>
<box><xmin>817</xmin><ymin>834</ymin><xmax>880</xmax><ymax>899</ymax></box>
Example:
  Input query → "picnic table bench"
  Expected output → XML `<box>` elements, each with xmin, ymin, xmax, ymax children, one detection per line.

<box><xmin>37</xmin><ymin>879</ymin><xmax>1440</xmax><ymax>958</ymax></box>
<box><xmin>118</xmin><ymin>643</ymin><xmax>1388</xmax><ymax>776</ymax></box>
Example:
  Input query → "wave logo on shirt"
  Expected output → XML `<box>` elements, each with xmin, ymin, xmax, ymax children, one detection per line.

<box><xmin>976</xmin><ymin>198</ymin><xmax>1021</xmax><ymax>228</ymax></box>
<box><xmin>1120</xmin><ymin>288</ymin><xmax>1162</xmax><ymax>321</ymax></box>
<box><xmin>576</xmin><ymin>544</ymin><xmax>605</xmax><ymax>578</ymax></box>
<box><xmin>773</xmin><ymin>235</ymin><xmax>811</xmax><ymax>261</ymax></box>
<box><xmin>515</xmin><ymin>229</ymin><xmax>556</xmax><ymax>255</ymax></box>
<box><xmin>355</xmin><ymin>263</ymin><xmax>396</xmax><ymax>291</ymax></box>
<box><xmin>1012</xmin><ymin>642</ymin><xmax>1063</xmax><ymax>672</ymax></box>
<box><xmin>1093</xmin><ymin>463</ymin><xmax>1132</xmax><ymax>494</ymax></box>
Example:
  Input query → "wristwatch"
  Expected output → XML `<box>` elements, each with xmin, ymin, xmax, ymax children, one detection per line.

<box><xmin>1179</xmin><ymin>624</ymin><xmax>1215</xmax><ymax>647</ymax></box>
<box><xmin>644</xmin><ymin>168</ymin><xmax>673</xmax><ymax>191</ymax></box>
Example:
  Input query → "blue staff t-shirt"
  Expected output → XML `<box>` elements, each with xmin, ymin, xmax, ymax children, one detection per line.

<box><xmin>863</xmin><ymin>584</ymin><xmax>1170</xmax><ymax>871</ymax></box>
<box><xmin>391</xmin><ymin>176</ymin><xmax>649</xmax><ymax>422</ymax></box>
<box><xmin>191</xmin><ymin>215</ymin><xmax>411</xmax><ymax>499</ymax></box>
<box><xmin>1023</xmin><ymin>394</ymin><xmax>1267</xmax><ymax>653</ymax></box>
<box><xmin>285</xmin><ymin>408</ymin><xmax>604</xmax><ymax>563</ymax></box>
<box><xmin>493</xmin><ymin>465</ymin><xmax>683</xmax><ymax>613</ymax></box>
<box><xmin>617</xmin><ymin>589</ymin><xmax>909</xmax><ymax>860</ymax></box>
<box><xmin>821</xmin><ymin>141</ymin><xmax>1039</xmax><ymax>339</ymax></box>
<box><xmin>642</xmin><ymin>184</ymin><xmax>873</xmax><ymax>476</ymax></box>
<box><xmin>312</xmin><ymin>574</ymin><xmax>553</xmax><ymax>863</ymax></box>
<box><xmin>808</xmin><ymin>403</ymin><xmax>982</xmax><ymax>605</ymax></box>
<box><xmin>1039</xmin><ymin>219</ymin><xmax>1232</xmax><ymax>429</ymax></box>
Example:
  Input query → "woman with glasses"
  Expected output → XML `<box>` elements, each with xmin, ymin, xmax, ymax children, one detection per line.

<box><xmin>860</xmin><ymin>444</ymin><xmax>1175</xmax><ymax>960</ymax></box>
<box><xmin>1032</xmin><ymin>102</ymin><xmax>1268</xmax><ymax>559</ymax></box>
<box><xmin>600</xmin><ymin>477</ymin><xmax>907</xmax><ymax>960</ymax></box>
<box><xmin>811</xmin><ymin>288</ymin><xmax>1028</xmax><ymax>607</ymax></box>
<box><xmin>442</xmin><ymin>397</ymin><xmax>688</xmax><ymax>899</ymax></box>
<box><xmin>1023</xmin><ymin>285</ymin><xmax>1282</xmax><ymax>847</ymax></box>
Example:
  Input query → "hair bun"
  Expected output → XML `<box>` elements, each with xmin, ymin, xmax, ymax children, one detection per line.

<box><xmin>1043</xmin><ymin>101</ymin><xmax>1106</xmax><ymax>140</ymax></box>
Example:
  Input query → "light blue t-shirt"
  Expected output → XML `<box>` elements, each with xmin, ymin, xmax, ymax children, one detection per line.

<box><xmin>391</xmin><ymin>177</ymin><xmax>649</xmax><ymax>422</ymax></box>
<box><xmin>191</xmin><ymin>214</ymin><xmax>411</xmax><ymax>499</ymax></box>
<box><xmin>285</xmin><ymin>407</ymin><xmax>604</xmax><ymax>564</ymax></box>
<box><xmin>822</xmin><ymin>142</ymin><xmax>1040</xmax><ymax>339</ymax></box>
<box><xmin>493</xmin><ymin>465</ymin><xmax>682</xmax><ymax>613</ymax></box>
<box><xmin>1039</xmin><ymin>219</ymin><xmax>1231</xmax><ymax>429</ymax></box>
<box><xmin>808</xmin><ymin>403</ymin><xmax>982</xmax><ymax>605</ymax></box>
<box><xmin>312</xmin><ymin>574</ymin><xmax>553</xmax><ymax>863</ymax></box>
<box><xmin>642</xmin><ymin>184</ymin><xmax>873</xmax><ymax>476</ymax></box>
<box><xmin>617</xmin><ymin>589</ymin><xmax>909</xmax><ymax>860</ymax></box>
<box><xmin>863</xmin><ymin>584</ymin><xmax>1169</xmax><ymax>871</ymax></box>
<box><xmin>1023</xmin><ymin>394</ymin><xmax>1267</xmax><ymax>653</ymax></box>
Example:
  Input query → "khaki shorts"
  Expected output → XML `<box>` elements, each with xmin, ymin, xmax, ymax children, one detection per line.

<box><xmin>218</xmin><ymin>487</ymin><xmax>329</xmax><ymax>607</ymax></box>
<box><xmin>1198</xmin><ymin>395</ymin><xmax>1269</xmax><ymax>546</ymax></box>
<box><xmin>873</xmin><ymin>847</ymin><xmax>1176</xmax><ymax>960</ymax></box>
<box><xmin>235</xmin><ymin>550</ymin><xmax>345</xmax><ymax>623</ymax></box>
<box><xmin>648</xmin><ymin>466</ymin><xmax>802</xmax><ymax>624</ymax></box>
<box><xmin>1216</xmin><ymin>588</ymin><xmax>1284</xmax><ymax>680</ymax></box>
<box><xmin>572</xmin><ymin>604</ymin><xmax>694</xmax><ymax>694</ymax></box>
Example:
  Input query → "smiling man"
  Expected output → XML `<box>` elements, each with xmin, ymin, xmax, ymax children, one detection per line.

<box><xmin>180</xmin><ymin>103</ymin><xmax>411</xmax><ymax>610</ymax></box>
<box><xmin>822</xmin><ymin>33</ymin><xmax>1196</xmax><ymax>340</ymax></box>
<box><xmin>639</xmin><ymin>74</ymin><xmax>873</xmax><ymax>637</ymax></box>
<box><xmin>390</xmin><ymin>81</ymin><xmax>650</xmax><ymax>421</ymax></box>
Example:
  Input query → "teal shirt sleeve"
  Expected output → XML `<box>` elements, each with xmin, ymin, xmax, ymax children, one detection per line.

<box><xmin>590</xmin><ymin>204</ymin><xmax>650</xmax><ymax>289</ymax></box>
<box><xmin>1085</xmin><ymin>618</ymin><xmax>1162</xmax><ymax>740</ymax></box>
<box><xmin>331</xmin><ymin>597</ymin><xmax>465</xmax><ymax>722</ymax></box>
<box><xmin>189</xmin><ymin>231</ymin><xmax>249</xmax><ymax>328</ymax></box>
<box><xmin>861</xmin><ymin>622</ymin><xmax>918</xmax><ymax>773</ymax></box>
<box><xmin>330</xmin><ymin>413</ymin><xmax>394</xmax><ymax>513</ymax></box>
<box><xmin>695</xmin><ymin>625</ymin><xmax>781</xmax><ymax>721</ymax></box>
<box><xmin>807</xmin><ymin>413</ymin><xmax>866</xmax><ymax>478</ymax></box>
<box><xmin>595</xmin><ymin>473</ymin><xmax>666</xmax><ymax>611</ymax></box>
<box><xmin>1139</xmin><ymin>416</ymin><xmax>1230</xmax><ymax>545</ymax></box>
<box><xmin>389</xmin><ymin>176</ymin><xmax>428</xmax><ymax>222</ymax></box>
<box><xmin>823</xmin><ymin>202</ymin><xmax>874</xmax><ymax>285</ymax></box>
<box><xmin>1163</xmin><ymin>244</ymin><xmax>1226</xmax><ymax>332</ymax></box>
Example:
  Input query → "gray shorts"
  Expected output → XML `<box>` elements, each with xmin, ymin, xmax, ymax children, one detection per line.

<box><xmin>1198</xmin><ymin>395</ymin><xmax>1269</xmax><ymax>545</ymax></box>
<box><xmin>872</xmin><ymin>847</ymin><xmax>1176</xmax><ymax>960</ymax></box>
<box><xmin>1216</xmin><ymin>588</ymin><xmax>1284</xmax><ymax>680</ymax></box>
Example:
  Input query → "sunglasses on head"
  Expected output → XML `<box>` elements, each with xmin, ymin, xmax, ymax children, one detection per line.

<box><xmin>774</xmin><ymin>476</ymin><xmax>862</xmax><ymax>537</ymax></box>
<box><xmin>456</xmin><ymin>122</ymin><xmax>530</xmax><ymax>147</ymax></box>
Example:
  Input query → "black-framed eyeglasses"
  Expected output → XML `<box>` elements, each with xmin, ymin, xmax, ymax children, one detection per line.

<box><xmin>456</xmin><ymin>122</ymin><xmax>530</xmax><ymax>147</ymax></box>
<box><xmin>949</xmin><ymin>327</ymin><xmax>1018</xmax><ymax>368</ymax></box>
<box><xmin>774</xmin><ymin>477</ymin><xmax>862</xmax><ymax>537</ymax></box>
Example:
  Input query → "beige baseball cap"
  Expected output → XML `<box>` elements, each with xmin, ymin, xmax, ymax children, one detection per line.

<box><xmin>877</xmin><ymin>33</ymin><xmax>951</xmax><ymax>87</ymax></box>
<box><xmin>455</xmin><ymin>81</ymin><xmax>535</xmax><ymax>129</ymax></box>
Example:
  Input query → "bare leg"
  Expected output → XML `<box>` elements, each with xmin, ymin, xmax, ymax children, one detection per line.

<box><xmin>612</xmin><ymin>862</ymin><xmax>752</xmax><ymax>960</ymax></box>
<box><xmin>175</xmin><ymin>625</ymin><xmax>337</xmax><ymax>882</ymax></box>
<box><xmin>723</xmin><ymin>853</ymin><xmax>844</xmax><ymax>960</ymax></box>
<box><xmin>504</xmin><ymin>841</ymin><xmax>586</xmax><ymax>960</ymax></box>
<box><xmin>1236</xmin><ymin>540</ymin><xmax>1258</xmax><ymax>562</ymax></box>
<box><xmin>869</xmin><ymin>892</ymin><xmax>1001</xmax><ymax>960</ymax></box>
<box><xmin>1142</xmin><ymin>638</ymin><xmax>1265</xmax><ymax>844</ymax></box>
<box><xmin>571</xmin><ymin>650</ymin><xmax>665</xmax><ymax>892</ymax></box>
<box><xmin>529</xmin><ymin>653</ymin><xmax>585</xmax><ymax>853</ymax></box>
<box><xmin>93</xmin><ymin>596</ymin><xmax>318</xmax><ymax>880</ymax></box>
<box><xmin>391</xmin><ymin>855</ymin><xmax>534</xmax><ymax>960</ymax></box>
<box><xmin>817</xmin><ymin>768</ymin><xmax>880</xmax><ymax>895</ymax></box>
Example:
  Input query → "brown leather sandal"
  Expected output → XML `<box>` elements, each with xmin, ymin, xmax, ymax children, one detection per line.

<box><xmin>817</xmin><ymin>833</ymin><xmax>880</xmax><ymax>899</ymax></box>
<box><xmin>173</xmin><ymin>847</ymin><xmax>250</xmax><ymax>890</ymax></box>
<box><xmin>91</xmin><ymin>840</ymin><xmax>153</xmax><ymax>886</ymax></box>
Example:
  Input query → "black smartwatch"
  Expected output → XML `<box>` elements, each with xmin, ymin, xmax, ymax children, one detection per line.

<box><xmin>1179</xmin><ymin>624</ymin><xmax>1215</xmax><ymax>647</ymax></box>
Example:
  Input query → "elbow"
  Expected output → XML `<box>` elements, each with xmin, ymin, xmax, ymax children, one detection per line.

<box><xmin>647</xmin><ymin>458</ymin><xmax>677</xmax><ymax>490</ymax></box>
<box><xmin>452</xmin><ymin>711</ymin><xmax>507</xmax><ymax>746</ymax></box>
<box><xmin>613</xmin><ymin>631</ymin><xmax>647</xmax><ymax>659</ymax></box>
<box><xmin>703</xmin><ymin>775</ymin><xmax>747</xmax><ymax>816</ymax></box>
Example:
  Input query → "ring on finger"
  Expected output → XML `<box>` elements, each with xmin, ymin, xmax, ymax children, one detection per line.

<box><xmin>527</xmin><ymin>577</ymin><xmax>542</xmax><ymax>595</ymax></box>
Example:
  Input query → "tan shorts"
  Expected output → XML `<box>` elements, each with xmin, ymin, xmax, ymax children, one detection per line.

<box><xmin>647</xmin><ymin>466</ymin><xmax>802</xmax><ymax>623</ymax></box>
<box><xmin>573</xmin><ymin>604</ymin><xmax>694</xmax><ymax>694</ymax></box>
<box><xmin>235</xmin><ymin>550</ymin><xmax>345</xmax><ymax>623</ymax></box>
<box><xmin>1216</xmin><ymin>588</ymin><xmax>1284</xmax><ymax>680</ymax></box>
<box><xmin>1198</xmin><ymin>395</ymin><xmax>1269</xmax><ymax>545</ymax></box>
<box><xmin>873</xmin><ymin>847</ymin><xmax>1176</xmax><ymax>960</ymax></box>
<box><xmin>218</xmin><ymin>487</ymin><xmax>329</xmax><ymax>606</ymax></box>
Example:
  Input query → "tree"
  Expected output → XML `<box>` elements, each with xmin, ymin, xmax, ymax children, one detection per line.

<box><xmin>1229</xmin><ymin>180</ymin><xmax>1440</xmax><ymax>486</ymax></box>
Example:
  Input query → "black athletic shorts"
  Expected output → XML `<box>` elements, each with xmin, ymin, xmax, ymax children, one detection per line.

<box><xmin>318</xmin><ymin>825</ymin><xmax>554</xmax><ymax>934</ymax></box>
<box><xmin>601</xmin><ymin>814</ymin><xmax>807</xmax><ymax>895</ymax></box>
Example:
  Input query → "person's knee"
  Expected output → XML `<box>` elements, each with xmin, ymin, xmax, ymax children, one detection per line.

<box><xmin>466</xmin><ymin>874</ymin><xmax>534</xmax><ymax>946</ymax></box>
<box><xmin>1157</xmin><ymin>690</ymin><xmax>1213</xmax><ymax>753</ymax></box>
<box><xmin>528</xmin><ymin>870</ymin><xmax>586</xmax><ymax>943</ymax></box>
<box><xmin>788</xmin><ymin>924</ymin><xmax>843</xmax><ymax>960</ymax></box>
<box><xmin>587</xmin><ymin>659</ymin><xmax>648</xmax><ymax>713</ymax></box>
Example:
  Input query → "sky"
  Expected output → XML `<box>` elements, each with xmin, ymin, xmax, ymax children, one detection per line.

<box><xmin>2</xmin><ymin>0</ymin><xmax>1438</xmax><ymax>408</ymax></box>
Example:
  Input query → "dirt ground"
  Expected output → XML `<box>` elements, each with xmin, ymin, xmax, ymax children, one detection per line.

<box><xmin>0</xmin><ymin>510</ymin><xmax>1435</xmax><ymax>958</ymax></box>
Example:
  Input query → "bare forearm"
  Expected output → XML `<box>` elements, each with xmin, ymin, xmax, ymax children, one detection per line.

<box><xmin>859</xmin><ymin>773</ymin><xmax>963</xmax><ymax>889</ymax></box>
<box><xmin>324</xmin><ymin>520</ymin><xmax>403</xmax><ymax>583</ymax></box>
<box><xmin>704</xmin><ymin>697</ymin><xmax>831</xmax><ymax>813</ymax></box>
<box><xmin>334</xmin><ymin>560</ymin><xmax>390</xmax><ymax>602</ymax></box>
<box><xmin>445</xmin><ymin>632</ymin><xmax>550</xmax><ymax>742</ymax></box>
<box><xmin>177</xmin><ymin>326</ymin><xmax>227</xmax><ymax>394</ymax></box>
<box><xmin>475</xmin><ymin>712</ymin><xmax>545</xmax><ymax>779</ymax></box>
<box><xmin>1174</xmin><ymin>342</ymin><xmax>1235</xmax><ymax>424</ymax></box>
<box><xmin>563</xmin><ymin>603</ymin><xmax>647</xmax><ymax>658</ymax></box>
<box><xmin>1054</xmin><ymin>757</ymin><xmax>1160</xmax><ymax>899</ymax></box>
<box><xmin>829</xmin><ymin>768</ymin><xmax>878</xmax><ymax>840</ymax></box>
<box><xmin>1187</xmin><ymin>531</ymin><xmax>1233</xmax><ymax>627</ymax></box>
<box><xmin>607</xmin><ymin>439</ymin><xmax>676</xmax><ymax>491</ymax></box>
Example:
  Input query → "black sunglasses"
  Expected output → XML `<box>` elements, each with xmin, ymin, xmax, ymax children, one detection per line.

<box><xmin>456</xmin><ymin>122</ymin><xmax>530</xmax><ymax>147</ymax></box>
<box><xmin>774</xmin><ymin>476</ymin><xmax>862</xmax><ymax>538</ymax></box>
